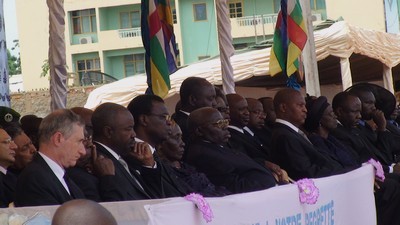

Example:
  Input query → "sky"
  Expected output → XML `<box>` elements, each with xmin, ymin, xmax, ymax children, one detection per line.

<box><xmin>4</xmin><ymin>0</ymin><xmax>19</xmax><ymax>56</ymax></box>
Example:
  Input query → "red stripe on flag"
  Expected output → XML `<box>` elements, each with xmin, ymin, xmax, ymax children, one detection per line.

<box><xmin>149</xmin><ymin>11</ymin><xmax>162</xmax><ymax>37</ymax></box>
<box><xmin>287</xmin><ymin>17</ymin><xmax>307</xmax><ymax>50</ymax></box>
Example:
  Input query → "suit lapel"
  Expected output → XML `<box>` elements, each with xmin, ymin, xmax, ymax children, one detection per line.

<box><xmin>95</xmin><ymin>143</ymin><xmax>151</xmax><ymax>198</ymax></box>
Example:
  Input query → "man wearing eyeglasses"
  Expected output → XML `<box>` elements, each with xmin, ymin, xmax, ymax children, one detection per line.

<box><xmin>127</xmin><ymin>95</ymin><xmax>189</xmax><ymax>197</ymax></box>
<box><xmin>0</xmin><ymin>128</ymin><xmax>17</xmax><ymax>207</ymax></box>
<box><xmin>186</xmin><ymin>107</ymin><xmax>277</xmax><ymax>194</ymax></box>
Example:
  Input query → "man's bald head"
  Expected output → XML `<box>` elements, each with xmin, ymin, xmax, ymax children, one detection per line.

<box><xmin>52</xmin><ymin>199</ymin><xmax>117</xmax><ymax>225</ymax></box>
<box><xmin>188</xmin><ymin>107</ymin><xmax>219</xmax><ymax>135</ymax></box>
<box><xmin>273</xmin><ymin>88</ymin><xmax>307</xmax><ymax>127</ymax></box>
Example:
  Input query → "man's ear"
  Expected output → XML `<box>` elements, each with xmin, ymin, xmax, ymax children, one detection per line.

<box><xmin>103</xmin><ymin>126</ymin><xmax>113</xmax><ymax>139</ymax></box>
<box><xmin>278</xmin><ymin>103</ymin><xmax>286</xmax><ymax>113</ymax></box>
<box><xmin>51</xmin><ymin>132</ymin><xmax>63</xmax><ymax>147</ymax></box>
<box><xmin>138</xmin><ymin>114</ymin><xmax>148</xmax><ymax>127</ymax></box>
<box><xmin>195</xmin><ymin>126</ymin><xmax>204</xmax><ymax>137</ymax></box>
<box><xmin>188</xmin><ymin>95</ymin><xmax>197</xmax><ymax>107</ymax></box>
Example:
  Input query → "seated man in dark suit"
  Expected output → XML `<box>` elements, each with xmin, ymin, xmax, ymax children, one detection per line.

<box><xmin>331</xmin><ymin>92</ymin><xmax>400</xmax><ymax>175</ymax></box>
<box><xmin>15</xmin><ymin>109</ymin><xmax>86</xmax><ymax>206</ymax></box>
<box><xmin>92</xmin><ymin>103</ymin><xmax>159</xmax><ymax>201</ymax></box>
<box><xmin>0</xmin><ymin>128</ymin><xmax>18</xmax><ymax>207</ymax></box>
<box><xmin>173</xmin><ymin>77</ymin><xmax>217</xmax><ymax>146</ymax></box>
<box><xmin>270</xmin><ymin>88</ymin><xmax>345</xmax><ymax>180</ymax></box>
<box><xmin>1</xmin><ymin>125</ymin><xmax>36</xmax><ymax>207</ymax></box>
<box><xmin>68</xmin><ymin>107</ymin><xmax>115</xmax><ymax>202</ymax></box>
<box><xmin>226</xmin><ymin>94</ymin><xmax>288</xmax><ymax>183</ymax></box>
<box><xmin>347</xmin><ymin>87</ymin><xmax>400</xmax><ymax>162</ymax></box>
<box><xmin>128</xmin><ymin>94</ymin><xmax>189</xmax><ymax>197</ymax></box>
<box><xmin>258</xmin><ymin>96</ymin><xmax>276</xmax><ymax>141</ymax></box>
<box><xmin>185</xmin><ymin>107</ymin><xmax>277</xmax><ymax>194</ymax></box>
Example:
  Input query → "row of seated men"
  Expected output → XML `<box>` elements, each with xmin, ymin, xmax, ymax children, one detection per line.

<box><xmin>0</xmin><ymin>77</ymin><xmax>400</xmax><ymax>225</ymax></box>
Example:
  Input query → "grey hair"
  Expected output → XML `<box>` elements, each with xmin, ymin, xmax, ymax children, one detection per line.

<box><xmin>38</xmin><ymin>109</ymin><xmax>84</xmax><ymax>143</ymax></box>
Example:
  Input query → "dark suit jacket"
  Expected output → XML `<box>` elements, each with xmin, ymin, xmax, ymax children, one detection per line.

<box><xmin>186</xmin><ymin>140</ymin><xmax>276</xmax><ymax>194</ymax></box>
<box><xmin>15</xmin><ymin>154</ymin><xmax>84</xmax><ymax>207</ymax></box>
<box><xmin>227</xmin><ymin>127</ymin><xmax>270</xmax><ymax>165</ymax></box>
<box><xmin>331</xmin><ymin>124</ymin><xmax>392</xmax><ymax>171</ymax></box>
<box><xmin>173</xmin><ymin>111</ymin><xmax>190</xmax><ymax>145</ymax></box>
<box><xmin>0</xmin><ymin>170</ymin><xmax>17</xmax><ymax>206</ymax></box>
<box><xmin>67</xmin><ymin>167</ymin><xmax>101</xmax><ymax>202</ymax></box>
<box><xmin>124</xmin><ymin>153</ymin><xmax>188</xmax><ymax>198</ymax></box>
<box><xmin>270</xmin><ymin>123</ymin><xmax>345</xmax><ymax>180</ymax></box>
<box><xmin>95</xmin><ymin>143</ymin><xmax>152</xmax><ymax>201</ymax></box>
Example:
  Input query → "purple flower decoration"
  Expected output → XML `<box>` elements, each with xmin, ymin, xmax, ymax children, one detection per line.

<box><xmin>367</xmin><ymin>158</ymin><xmax>385</xmax><ymax>182</ymax></box>
<box><xmin>296</xmin><ymin>178</ymin><xmax>319</xmax><ymax>204</ymax></box>
<box><xmin>184</xmin><ymin>193</ymin><xmax>214</xmax><ymax>223</ymax></box>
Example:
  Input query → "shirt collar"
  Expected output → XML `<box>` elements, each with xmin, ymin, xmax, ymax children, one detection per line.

<box><xmin>179</xmin><ymin>110</ymin><xmax>190</xmax><ymax>116</ymax></box>
<box><xmin>39</xmin><ymin>152</ymin><xmax>65</xmax><ymax>181</ymax></box>
<box><xmin>0</xmin><ymin>166</ymin><xmax>7</xmax><ymax>175</ymax></box>
<box><xmin>94</xmin><ymin>141</ymin><xmax>120</xmax><ymax>160</ymax></box>
<box><xmin>243</xmin><ymin>126</ymin><xmax>254</xmax><ymax>136</ymax></box>
<box><xmin>275</xmin><ymin>119</ymin><xmax>299</xmax><ymax>133</ymax></box>
<box><xmin>135</xmin><ymin>137</ymin><xmax>156</xmax><ymax>154</ymax></box>
<box><xmin>228</xmin><ymin>125</ymin><xmax>244</xmax><ymax>133</ymax></box>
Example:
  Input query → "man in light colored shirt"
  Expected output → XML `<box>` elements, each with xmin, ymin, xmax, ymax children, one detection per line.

<box><xmin>15</xmin><ymin>109</ymin><xmax>86</xmax><ymax>206</ymax></box>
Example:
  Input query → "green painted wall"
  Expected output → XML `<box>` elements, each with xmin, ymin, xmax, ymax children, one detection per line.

<box><xmin>179</xmin><ymin>0</ymin><xmax>219</xmax><ymax>65</ymax></box>
<box><xmin>103</xmin><ymin>48</ymin><xmax>145</xmax><ymax>79</ymax></box>
<box><xmin>71</xmin><ymin>52</ymin><xmax>100</xmax><ymax>72</ymax></box>
<box><xmin>243</xmin><ymin>0</ymin><xmax>275</xmax><ymax>16</ymax></box>
<box><xmin>99</xmin><ymin>4</ymin><xmax>141</xmax><ymax>31</ymax></box>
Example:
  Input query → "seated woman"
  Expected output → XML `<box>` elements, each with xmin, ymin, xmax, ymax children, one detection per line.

<box><xmin>304</xmin><ymin>96</ymin><xmax>360</xmax><ymax>169</ymax></box>
<box><xmin>156</xmin><ymin>121</ymin><xmax>230</xmax><ymax>197</ymax></box>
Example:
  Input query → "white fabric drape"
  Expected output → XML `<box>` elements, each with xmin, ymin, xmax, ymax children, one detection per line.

<box><xmin>0</xmin><ymin>0</ymin><xmax>10</xmax><ymax>107</ymax></box>
<box><xmin>47</xmin><ymin>0</ymin><xmax>67</xmax><ymax>111</ymax></box>
<box><xmin>216</xmin><ymin>0</ymin><xmax>235</xmax><ymax>94</ymax></box>
<box><xmin>383</xmin><ymin>65</ymin><xmax>394</xmax><ymax>94</ymax></box>
<box><xmin>340</xmin><ymin>57</ymin><xmax>352</xmax><ymax>90</ymax></box>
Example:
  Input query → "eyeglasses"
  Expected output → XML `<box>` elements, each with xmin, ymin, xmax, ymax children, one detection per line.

<box><xmin>0</xmin><ymin>138</ymin><xmax>13</xmax><ymax>145</ymax></box>
<box><xmin>249</xmin><ymin>110</ymin><xmax>266</xmax><ymax>117</ymax></box>
<box><xmin>216</xmin><ymin>106</ymin><xmax>229</xmax><ymax>113</ymax></box>
<box><xmin>210</xmin><ymin>119</ymin><xmax>229</xmax><ymax>128</ymax></box>
<box><xmin>148</xmin><ymin>114</ymin><xmax>172</xmax><ymax>122</ymax></box>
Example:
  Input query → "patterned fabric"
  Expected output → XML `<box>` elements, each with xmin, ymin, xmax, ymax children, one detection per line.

<box><xmin>47</xmin><ymin>0</ymin><xmax>67</xmax><ymax>110</ymax></box>
<box><xmin>141</xmin><ymin>0</ymin><xmax>178</xmax><ymax>97</ymax></box>
<box><xmin>0</xmin><ymin>0</ymin><xmax>10</xmax><ymax>106</ymax></box>
<box><xmin>269</xmin><ymin>0</ymin><xmax>307</xmax><ymax>86</ymax></box>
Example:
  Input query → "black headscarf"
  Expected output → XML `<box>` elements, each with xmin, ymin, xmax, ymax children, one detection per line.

<box><xmin>304</xmin><ymin>96</ymin><xmax>330</xmax><ymax>132</ymax></box>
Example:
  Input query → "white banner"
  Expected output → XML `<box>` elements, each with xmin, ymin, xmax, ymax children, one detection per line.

<box><xmin>145</xmin><ymin>165</ymin><xmax>376</xmax><ymax>225</ymax></box>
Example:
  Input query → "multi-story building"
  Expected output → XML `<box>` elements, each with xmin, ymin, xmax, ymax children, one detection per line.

<box><xmin>17</xmin><ymin>0</ymin><xmax>388</xmax><ymax>91</ymax></box>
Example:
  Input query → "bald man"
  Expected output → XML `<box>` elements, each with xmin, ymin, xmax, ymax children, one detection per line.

<box><xmin>270</xmin><ymin>88</ymin><xmax>345</xmax><ymax>180</ymax></box>
<box><xmin>52</xmin><ymin>199</ymin><xmax>117</xmax><ymax>225</ymax></box>
<box><xmin>185</xmin><ymin>107</ymin><xmax>277</xmax><ymax>194</ymax></box>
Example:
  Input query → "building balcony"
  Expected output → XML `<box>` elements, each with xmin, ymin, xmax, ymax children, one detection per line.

<box><xmin>230</xmin><ymin>13</ymin><xmax>322</xmax><ymax>39</ymax></box>
<box><xmin>98</xmin><ymin>28</ymin><xmax>144</xmax><ymax>51</ymax></box>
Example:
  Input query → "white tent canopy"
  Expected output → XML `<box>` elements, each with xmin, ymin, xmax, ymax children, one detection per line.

<box><xmin>85</xmin><ymin>21</ymin><xmax>400</xmax><ymax>109</ymax></box>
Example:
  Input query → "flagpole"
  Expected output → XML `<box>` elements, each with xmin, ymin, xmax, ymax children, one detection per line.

<box><xmin>300</xmin><ymin>0</ymin><xmax>320</xmax><ymax>96</ymax></box>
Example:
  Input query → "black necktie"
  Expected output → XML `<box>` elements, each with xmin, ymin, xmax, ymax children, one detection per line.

<box><xmin>63</xmin><ymin>173</ymin><xmax>83</xmax><ymax>199</ymax></box>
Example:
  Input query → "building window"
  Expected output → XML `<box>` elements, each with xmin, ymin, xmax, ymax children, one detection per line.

<box><xmin>273</xmin><ymin>0</ymin><xmax>280</xmax><ymax>13</ymax></box>
<box><xmin>193</xmin><ymin>3</ymin><xmax>207</xmax><ymax>21</ymax></box>
<box><xmin>310</xmin><ymin>0</ymin><xmax>326</xmax><ymax>10</ymax></box>
<box><xmin>228</xmin><ymin>1</ymin><xmax>243</xmax><ymax>18</ymax></box>
<box><xmin>77</xmin><ymin>58</ymin><xmax>101</xmax><ymax>78</ymax></box>
<box><xmin>72</xmin><ymin>9</ymin><xmax>97</xmax><ymax>34</ymax></box>
<box><xmin>124</xmin><ymin>54</ymin><xmax>145</xmax><ymax>77</ymax></box>
<box><xmin>120</xmin><ymin>11</ymin><xmax>141</xmax><ymax>29</ymax></box>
